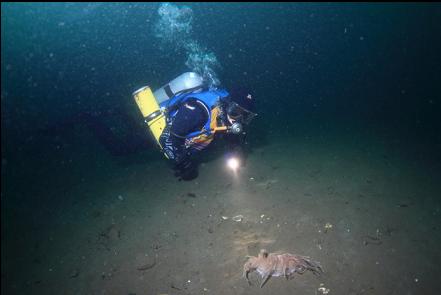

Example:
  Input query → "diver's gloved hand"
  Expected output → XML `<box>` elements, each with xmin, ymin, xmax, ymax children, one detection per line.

<box><xmin>174</xmin><ymin>157</ymin><xmax>191</xmax><ymax>172</ymax></box>
<box><xmin>173</xmin><ymin>154</ymin><xmax>198</xmax><ymax>181</ymax></box>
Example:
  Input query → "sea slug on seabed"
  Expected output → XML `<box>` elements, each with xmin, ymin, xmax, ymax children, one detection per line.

<box><xmin>243</xmin><ymin>249</ymin><xmax>323</xmax><ymax>288</ymax></box>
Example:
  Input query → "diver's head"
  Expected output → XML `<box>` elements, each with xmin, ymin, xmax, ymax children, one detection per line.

<box><xmin>226</xmin><ymin>87</ymin><xmax>257</xmax><ymax>125</ymax></box>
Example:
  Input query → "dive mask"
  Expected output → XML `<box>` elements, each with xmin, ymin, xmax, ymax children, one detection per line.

<box><xmin>226</xmin><ymin>102</ymin><xmax>257</xmax><ymax>125</ymax></box>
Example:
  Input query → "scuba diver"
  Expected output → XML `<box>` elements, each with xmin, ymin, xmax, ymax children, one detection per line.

<box><xmin>133</xmin><ymin>72</ymin><xmax>257</xmax><ymax>180</ymax></box>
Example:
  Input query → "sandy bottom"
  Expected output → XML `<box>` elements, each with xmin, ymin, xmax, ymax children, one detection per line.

<box><xmin>2</xmin><ymin>127</ymin><xmax>441</xmax><ymax>295</ymax></box>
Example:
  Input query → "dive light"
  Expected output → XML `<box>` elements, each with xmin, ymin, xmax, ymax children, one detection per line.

<box><xmin>227</xmin><ymin>157</ymin><xmax>240</xmax><ymax>172</ymax></box>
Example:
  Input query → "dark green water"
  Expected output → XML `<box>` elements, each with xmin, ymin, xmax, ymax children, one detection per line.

<box><xmin>2</xmin><ymin>3</ymin><xmax>441</xmax><ymax>294</ymax></box>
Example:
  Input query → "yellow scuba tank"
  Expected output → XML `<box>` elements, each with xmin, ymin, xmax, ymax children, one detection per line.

<box><xmin>132</xmin><ymin>86</ymin><xmax>166</xmax><ymax>148</ymax></box>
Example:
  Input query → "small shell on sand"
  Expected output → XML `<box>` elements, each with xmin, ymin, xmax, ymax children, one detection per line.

<box><xmin>232</xmin><ymin>215</ymin><xmax>244</xmax><ymax>222</ymax></box>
